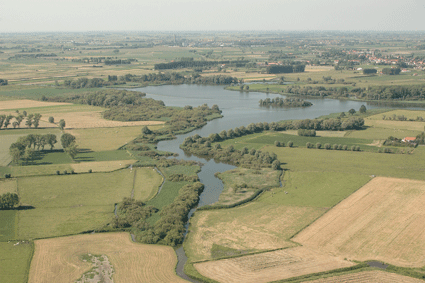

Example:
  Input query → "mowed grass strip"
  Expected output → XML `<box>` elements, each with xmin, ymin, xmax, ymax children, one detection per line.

<box><xmin>133</xmin><ymin>167</ymin><xmax>163</xmax><ymax>201</ymax></box>
<box><xmin>0</xmin><ymin>241</ymin><xmax>34</xmax><ymax>283</ymax></box>
<box><xmin>294</xmin><ymin>177</ymin><xmax>425</xmax><ymax>267</ymax></box>
<box><xmin>185</xmin><ymin>203</ymin><xmax>326</xmax><ymax>262</ymax></box>
<box><xmin>29</xmin><ymin>233</ymin><xmax>187</xmax><ymax>283</ymax></box>
<box><xmin>68</xmin><ymin>125</ymin><xmax>165</xmax><ymax>151</ymax></box>
<box><xmin>304</xmin><ymin>270</ymin><xmax>425</xmax><ymax>283</ymax></box>
<box><xmin>70</xmin><ymin>160</ymin><xmax>137</xmax><ymax>173</ymax></box>
<box><xmin>194</xmin><ymin>246</ymin><xmax>354</xmax><ymax>283</ymax></box>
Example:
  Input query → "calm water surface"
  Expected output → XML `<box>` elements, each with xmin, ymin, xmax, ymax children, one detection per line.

<box><xmin>133</xmin><ymin>84</ymin><xmax>416</xmax><ymax>281</ymax></box>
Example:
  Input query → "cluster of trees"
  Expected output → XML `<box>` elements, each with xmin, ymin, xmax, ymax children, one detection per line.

<box><xmin>259</xmin><ymin>97</ymin><xmax>312</xmax><ymax>108</ymax></box>
<box><xmin>382</xmin><ymin>67</ymin><xmax>401</xmax><ymax>75</ymax></box>
<box><xmin>363</xmin><ymin>68</ymin><xmax>378</xmax><ymax>74</ymax></box>
<box><xmin>8</xmin><ymin>53</ymin><xmax>57</xmax><ymax>60</ymax></box>
<box><xmin>298</xmin><ymin>129</ymin><xmax>316</xmax><ymax>137</ymax></box>
<box><xmin>105</xmin><ymin>103</ymin><xmax>221</xmax><ymax>136</ymax></box>
<box><xmin>0</xmin><ymin>79</ymin><xmax>7</xmax><ymax>85</ymax></box>
<box><xmin>104</xmin><ymin>59</ymin><xmax>132</xmax><ymax>65</ymax></box>
<box><xmin>384</xmin><ymin>136</ymin><xmax>417</xmax><ymax>148</ymax></box>
<box><xmin>285</xmin><ymin>84</ymin><xmax>425</xmax><ymax>101</ymax></box>
<box><xmin>9</xmin><ymin>133</ymin><xmax>58</xmax><ymax>164</ymax></box>
<box><xmin>139</xmin><ymin>182</ymin><xmax>204</xmax><ymax>246</ymax></box>
<box><xmin>167</xmin><ymin>174</ymin><xmax>199</xmax><ymax>182</ymax></box>
<box><xmin>415</xmin><ymin>132</ymin><xmax>425</xmax><ymax>145</ymax></box>
<box><xmin>181</xmin><ymin>136</ymin><xmax>280</xmax><ymax>170</ymax></box>
<box><xmin>62</xmin><ymin>72</ymin><xmax>239</xmax><ymax>88</ymax></box>
<box><xmin>266</xmin><ymin>64</ymin><xmax>305</xmax><ymax>74</ymax></box>
<box><xmin>45</xmin><ymin>89</ymin><xmax>147</xmax><ymax>107</ymax></box>
<box><xmin>119</xmin><ymin>72</ymin><xmax>239</xmax><ymax>85</ymax></box>
<box><xmin>0</xmin><ymin>112</ymin><xmax>42</xmax><ymax>130</ymax></box>
<box><xmin>111</xmin><ymin>198</ymin><xmax>158</xmax><ymax>230</ymax></box>
<box><xmin>154</xmin><ymin>59</ymin><xmax>249</xmax><ymax>70</ymax></box>
<box><xmin>0</xmin><ymin>193</ymin><xmax>19</xmax><ymax>209</ymax></box>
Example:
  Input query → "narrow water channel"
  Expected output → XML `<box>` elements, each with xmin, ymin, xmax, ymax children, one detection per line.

<box><xmin>134</xmin><ymin>84</ymin><xmax>411</xmax><ymax>281</ymax></box>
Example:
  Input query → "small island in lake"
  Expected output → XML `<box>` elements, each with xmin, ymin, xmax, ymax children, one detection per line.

<box><xmin>259</xmin><ymin>97</ymin><xmax>313</xmax><ymax>108</ymax></box>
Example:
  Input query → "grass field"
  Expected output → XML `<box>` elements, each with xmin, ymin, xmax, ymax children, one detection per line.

<box><xmin>215</xmin><ymin>168</ymin><xmax>280</xmax><ymax>206</ymax></box>
<box><xmin>294</xmin><ymin>177</ymin><xmax>425</xmax><ymax>268</ymax></box>
<box><xmin>133</xmin><ymin>167</ymin><xmax>163</xmax><ymax>201</ymax></box>
<box><xmin>29</xmin><ymin>232</ymin><xmax>187</xmax><ymax>283</ymax></box>
<box><xmin>0</xmin><ymin>241</ymin><xmax>34</xmax><ymax>283</ymax></box>
<box><xmin>186</xmin><ymin>203</ymin><xmax>326</xmax><ymax>262</ymax></box>
<box><xmin>14</xmin><ymin>168</ymin><xmax>160</xmax><ymax>239</ymax></box>
<box><xmin>305</xmin><ymin>270</ymin><xmax>425</xmax><ymax>283</ymax></box>
<box><xmin>0</xmin><ymin>178</ymin><xmax>18</xmax><ymax>194</ymax></box>
<box><xmin>0</xmin><ymin>210</ymin><xmax>17</xmax><ymax>241</ymax></box>
<box><xmin>68</xmin><ymin>125</ymin><xmax>165</xmax><ymax>151</ymax></box>
<box><xmin>260</xmin><ymin>171</ymin><xmax>371</xmax><ymax>207</ymax></box>
<box><xmin>266</xmin><ymin>145</ymin><xmax>425</xmax><ymax>181</ymax></box>
<box><xmin>194</xmin><ymin>246</ymin><xmax>354</xmax><ymax>283</ymax></box>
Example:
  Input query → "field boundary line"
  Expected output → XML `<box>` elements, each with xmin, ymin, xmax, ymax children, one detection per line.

<box><xmin>289</xmin><ymin>175</ymin><xmax>374</xmax><ymax>241</ymax></box>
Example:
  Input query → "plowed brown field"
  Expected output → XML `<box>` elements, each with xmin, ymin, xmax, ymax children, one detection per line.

<box><xmin>194</xmin><ymin>247</ymin><xmax>354</xmax><ymax>283</ymax></box>
<box><xmin>29</xmin><ymin>233</ymin><xmax>187</xmax><ymax>283</ymax></box>
<box><xmin>294</xmin><ymin>177</ymin><xmax>425</xmax><ymax>267</ymax></box>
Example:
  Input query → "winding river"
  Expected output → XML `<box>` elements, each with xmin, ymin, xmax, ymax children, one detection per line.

<box><xmin>134</xmin><ymin>84</ymin><xmax>413</xmax><ymax>282</ymax></box>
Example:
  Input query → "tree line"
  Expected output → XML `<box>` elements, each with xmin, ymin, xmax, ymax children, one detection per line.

<box><xmin>0</xmin><ymin>112</ymin><xmax>42</xmax><ymax>130</ymax></box>
<box><xmin>61</xmin><ymin>73</ymin><xmax>239</xmax><ymax>89</ymax></box>
<box><xmin>154</xmin><ymin>59</ymin><xmax>249</xmax><ymax>70</ymax></box>
<box><xmin>266</xmin><ymin>64</ymin><xmax>306</xmax><ymax>74</ymax></box>
<box><xmin>259</xmin><ymin>97</ymin><xmax>312</xmax><ymax>108</ymax></box>
<box><xmin>285</xmin><ymin>84</ymin><xmax>425</xmax><ymax>101</ymax></box>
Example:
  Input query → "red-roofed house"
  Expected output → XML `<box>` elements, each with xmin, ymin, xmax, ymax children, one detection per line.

<box><xmin>402</xmin><ymin>137</ymin><xmax>416</xmax><ymax>143</ymax></box>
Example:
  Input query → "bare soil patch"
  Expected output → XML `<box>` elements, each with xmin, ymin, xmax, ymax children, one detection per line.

<box><xmin>29</xmin><ymin>232</ymin><xmax>187</xmax><ymax>283</ymax></box>
<box><xmin>0</xmin><ymin>99</ymin><xmax>71</xmax><ymax>110</ymax></box>
<box><xmin>304</xmin><ymin>270</ymin><xmax>424</xmax><ymax>283</ymax></box>
<box><xmin>294</xmin><ymin>177</ymin><xmax>425</xmax><ymax>267</ymax></box>
<box><xmin>194</xmin><ymin>246</ymin><xmax>354</xmax><ymax>283</ymax></box>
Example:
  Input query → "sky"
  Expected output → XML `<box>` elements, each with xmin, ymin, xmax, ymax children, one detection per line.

<box><xmin>0</xmin><ymin>0</ymin><xmax>424</xmax><ymax>33</ymax></box>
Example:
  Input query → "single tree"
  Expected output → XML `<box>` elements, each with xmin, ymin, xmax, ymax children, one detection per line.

<box><xmin>48</xmin><ymin>116</ymin><xmax>55</xmax><ymax>123</ymax></box>
<box><xmin>33</xmin><ymin>113</ymin><xmax>42</xmax><ymax>129</ymax></box>
<box><xmin>348</xmin><ymin>109</ymin><xmax>356</xmax><ymax>115</ymax></box>
<box><xmin>3</xmin><ymin>115</ymin><xmax>13</xmax><ymax>129</ymax></box>
<box><xmin>64</xmin><ymin>143</ymin><xmax>78</xmax><ymax>159</ymax></box>
<box><xmin>359</xmin><ymin>105</ymin><xmax>367</xmax><ymax>113</ymax></box>
<box><xmin>59</xmin><ymin>119</ymin><xmax>66</xmax><ymax>130</ymax></box>
<box><xmin>61</xmin><ymin>133</ymin><xmax>76</xmax><ymax>148</ymax></box>
<box><xmin>45</xmin><ymin>134</ymin><xmax>57</xmax><ymax>150</ymax></box>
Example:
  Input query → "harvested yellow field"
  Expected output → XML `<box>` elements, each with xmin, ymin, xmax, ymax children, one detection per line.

<box><xmin>0</xmin><ymin>178</ymin><xmax>17</xmax><ymax>194</ymax></box>
<box><xmin>365</xmin><ymin>119</ymin><xmax>425</xmax><ymax>132</ymax></box>
<box><xmin>29</xmin><ymin>232</ymin><xmax>188</xmax><ymax>283</ymax></box>
<box><xmin>70</xmin><ymin>160</ymin><xmax>137</xmax><ymax>173</ymax></box>
<box><xmin>0</xmin><ymin>99</ymin><xmax>71</xmax><ymax>110</ymax></box>
<box><xmin>68</xmin><ymin>125</ymin><xmax>164</xmax><ymax>151</ymax></box>
<box><xmin>194</xmin><ymin>247</ymin><xmax>354</xmax><ymax>283</ymax></box>
<box><xmin>294</xmin><ymin>177</ymin><xmax>425</xmax><ymax>267</ymax></box>
<box><xmin>185</xmin><ymin>203</ymin><xmax>327</xmax><ymax>262</ymax></box>
<box><xmin>304</xmin><ymin>270</ymin><xmax>425</xmax><ymax>283</ymax></box>
<box><xmin>43</xmin><ymin>111</ymin><xmax>165</xmax><ymax>129</ymax></box>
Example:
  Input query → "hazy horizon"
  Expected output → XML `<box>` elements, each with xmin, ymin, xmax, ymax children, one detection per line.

<box><xmin>1</xmin><ymin>0</ymin><xmax>424</xmax><ymax>33</ymax></box>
